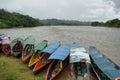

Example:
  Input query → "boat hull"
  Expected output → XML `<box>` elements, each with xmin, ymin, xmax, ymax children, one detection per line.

<box><xmin>89</xmin><ymin>46</ymin><xmax>120</xmax><ymax>80</ymax></box>
<box><xmin>12</xmin><ymin>42</ymin><xmax>23</xmax><ymax>57</ymax></box>
<box><xmin>28</xmin><ymin>51</ymin><xmax>40</xmax><ymax>67</ymax></box>
<box><xmin>33</xmin><ymin>53</ymin><xmax>51</xmax><ymax>73</ymax></box>
<box><xmin>70</xmin><ymin>62</ymin><xmax>89</xmax><ymax>80</ymax></box>
<box><xmin>2</xmin><ymin>44</ymin><xmax>11</xmax><ymax>55</ymax></box>
<box><xmin>46</xmin><ymin>59</ymin><xmax>68</xmax><ymax>80</ymax></box>
<box><xmin>33</xmin><ymin>54</ymin><xmax>51</xmax><ymax>73</ymax></box>
<box><xmin>22</xmin><ymin>44</ymin><xmax>34</xmax><ymax>63</ymax></box>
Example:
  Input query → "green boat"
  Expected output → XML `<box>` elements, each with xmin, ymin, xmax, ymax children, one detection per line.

<box><xmin>22</xmin><ymin>36</ymin><xmax>35</xmax><ymax>63</ymax></box>
<box><xmin>12</xmin><ymin>37</ymin><xmax>24</xmax><ymax>57</ymax></box>
<box><xmin>28</xmin><ymin>40</ymin><xmax>47</xmax><ymax>67</ymax></box>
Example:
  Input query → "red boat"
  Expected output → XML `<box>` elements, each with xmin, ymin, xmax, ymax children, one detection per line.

<box><xmin>33</xmin><ymin>41</ymin><xmax>60</xmax><ymax>73</ymax></box>
<box><xmin>0</xmin><ymin>33</ymin><xmax>11</xmax><ymax>55</ymax></box>
<box><xmin>33</xmin><ymin>53</ymin><xmax>51</xmax><ymax>73</ymax></box>
<box><xmin>12</xmin><ymin>38</ymin><xmax>23</xmax><ymax>57</ymax></box>
<box><xmin>22</xmin><ymin>36</ymin><xmax>35</xmax><ymax>63</ymax></box>
<box><xmin>46</xmin><ymin>44</ymin><xmax>70</xmax><ymax>80</ymax></box>
<box><xmin>28</xmin><ymin>40</ymin><xmax>48</xmax><ymax>68</ymax></box>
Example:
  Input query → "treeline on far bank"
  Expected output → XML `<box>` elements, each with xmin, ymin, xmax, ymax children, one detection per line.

<box><xmin>91</xmin><ymin>18</ymin><xmax>120</xmax><ymax>28</ymax></box>
<box><xmin>0</xmin><ymin>9</ymin><xmax>43</xmax><ymax>28</ymax></box>
<box><xmin>0</xmin><ymin>9</ymin><xmax>91</xmax><ymax>28</ymax></box>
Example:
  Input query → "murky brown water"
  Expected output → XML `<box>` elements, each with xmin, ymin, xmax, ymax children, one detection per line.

<box><xmin>0</xmin><ymin>26</ymin><xmax>120</xmax><ymax>79</ymax></box>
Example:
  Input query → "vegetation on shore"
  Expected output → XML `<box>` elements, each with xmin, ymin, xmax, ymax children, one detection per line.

<box><xmin>91</xmin><ymin>18</ymin><xmax>120</xmax><ymax>28</ymax></box>
<box><xmin>0</xmin><ymin>54</ymin><xmax>45</xmax><ymax>80</ymax></box>
<box><xmin>0</xmin><ymin>9</ymin><xmax>120</xmax><ymax>28</ymax></box>
<box><xmin>0</xmin><ymin>9</ymin><xmax>42</xmax><ymax>28</ymax></box>
<box><xmin>39</xmin><ymin>19</ymin><xmax>91</xmax><ymax>26</ymax></box>
<box><xmin>0</xmin><ymin>9</ymin><xmax>90</xmax><ymax>28</ymax></box>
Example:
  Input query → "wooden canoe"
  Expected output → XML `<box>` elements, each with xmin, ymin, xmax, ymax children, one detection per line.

<box><xmin>46</xmin><ymin>44</ymin><xmax>70</xmax><ymax>80</ymax></box>
<box><xmin>0</xmin><ymin>33</ymin><xmax>11</xmax><ymax>55</ymax></box>
<box><xmin>12</xmin><ymin>38</ymin><xmax>23</xmax><ymax>57</ymax></box>
<box><xmin>89</xmin><ymin>46</ymin><xmax>120</xmax><ymax>80</ymax></box>
<box><xmin>22</xmin><ymin>36</ymin><xmax>35</xmax><ymax>63</ymax></box>
<box><xmin>33</xmin><ymin>41</ymin><xmax>61</xmax><ymax>73</ymax></box>
<box><xmin>2</xmin><ymin>44</ymin><xmax>11</xmax><ymax>55</ymax></box>
<box><xmin>69</xmin><ymin>42</ymin><xmax>90</xmax><ymax>80</ymax></box>
<box><xmin>28</xmin><ymin>40</ymin><xmax>47</xmax><ymax>67</ymax></box>
<box><xmin>33</xmin><ymin>53</ymin><xmax>51</xmax><ymax>73</ymax></box>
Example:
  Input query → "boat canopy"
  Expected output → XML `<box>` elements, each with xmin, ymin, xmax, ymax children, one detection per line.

<box><xmin>12</xmin><ymin>38</ymin><xmax>23</xmax><ymax>44</ymax></box>
<box><xmin>70</xmin><ymin>42</ymin><xmax>90</xmax><ymax>63</ymax></box>
<box><xmin>89</xmin><ymin>46</ymin><xmax>120</xmax><ymax>80</ymax></box>
<box><xmin>2</xmin><ymin>36</ymin><xmax>11</xmax><ymax>45</ymax></box>
<box><xmin>23</xmin><ymin>36</ymin><xmax>35</xmax><ymax>44</ymax></box>
<box><xmin>70</xmin><ymin>51</ymin><xmax>90</xmax><ymax>63</ymax></box>
<box><xmin>41</xmin><ymin>41</ymin><xmax>60</xmax><ymax>54</ymax></box>
<box><xmin>0</xmin><ymin>33</ymin><xmax>10</xmax><ymax>44</ymax></box>
<box><xmin>48</xmin><ymin>44</ymin><xmax>70</xmax><ymax>61</ymax></box>
<box><xmin>0</xmin><ymin>33</ymin><xmax>7</xmax><ymax>39</ymax></box>
<box><xmin>33</xmin><ymin>40</ymin><xmax>47</xmax><ymax>51</ymax></box>
<box><xmin>70</xmin><ymin>42</ymin><xmax>86</xmax><ymax>53</ymax></box>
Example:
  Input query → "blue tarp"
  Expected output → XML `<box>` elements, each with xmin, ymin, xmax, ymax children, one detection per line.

<box><xmin>89</xmin><ymin>46</ymin><xmax>120</xmax><ymax>80</ymax></box>
<box><xmin>41</xmin><ymin>41</ymin><xmax>60</xmax><ymax>54</ymax></box>
<box><xmin>48</xmin><ymin>44</ymin><xmax>70</xmax><ymax>60</ymax></box>
<box><xmin>72</xmin><ymin>42</ymin><xmax>82</xmax><ymax>47</ymax></box>
<box><xmin>70</xmin><ymin>42</ymin><xmax>90</xmax><ymax>63</ymax></box>
<box><xmin>70</xmin><ymin>42</ymin><xmax>86</xmax><ymax>53</ymax></box>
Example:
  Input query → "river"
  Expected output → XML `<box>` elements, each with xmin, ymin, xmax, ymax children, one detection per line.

<box><xmin>0</xmin><ymin>26</ymin><xmax>120</xmax><ymax>79</ymax></box>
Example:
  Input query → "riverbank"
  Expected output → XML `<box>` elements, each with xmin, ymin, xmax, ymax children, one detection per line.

<box><xmin>1</xmin><ymin>26</ymin><xmax>120</xmax><ymax>66</ymax></box>
<box><xmin>0</xmin><ymin>54</ymin><xmax>45</xmax><ymax>80</ymax></box>
<box><xmin>0</xmin><ymin>26</ymin><xmax>120</xmax><ymax>80</ymax></box>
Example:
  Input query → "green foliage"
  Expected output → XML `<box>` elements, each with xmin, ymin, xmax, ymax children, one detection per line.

<box><xmin>105</xmin><ymin>18</ymin><xmax>120</xmax><ymax>27</ymax></box>
<box><xmin>91</xmin><ymin>18</ymin><xmax>120</xmax><ymax>28</ymax></box>
<box><xmin>0</xmin><ymin>9</ymin><xmax>91</xmax><ymax>28</ymax></box>
<box><xmin>36</xmin><ymin>77</ymin><xmax>45</xmax><ymax>80</ymax></box>
<box><xmin>0</xmin><ymin>22</ymin><xmax>9</xmax><ymax>28</ymax></box>
<box><xmin>91</xmin><ymin>21</ymin><xmax>104</xmax><ymax>26</ymax></box>
<box><xmin>40</xmin><ymin>18</ymin><xmax>91</xmax><ymax>26</ymax></box>
<box><xmin>0</xmin><ymin>9</ymin><xmax>42</xmax><ymax>28</ymax></box>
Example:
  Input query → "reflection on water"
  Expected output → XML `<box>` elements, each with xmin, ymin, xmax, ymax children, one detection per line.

<box><xmin>0</xmin><ymin>26</ymin><xmax>120</xmax><ymax>79</ymax></box>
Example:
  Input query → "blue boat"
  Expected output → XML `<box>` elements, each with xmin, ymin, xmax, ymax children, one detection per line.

<box><xmin>46</xmin><ymin>44</ymin><xmax>70</xmax><ymax>80</ymax></box>
<box><xmin>70</xmin><ymin>42</ymin><xmax>90</xmax><ymax>80</ymax></box>
<box><xmin>33</xmin><ymin>41</ymin><xmax>61</xmax><ymax>73</ymax></box>
<box><xmin>89</xmin><ymin>46</ymin><xmax>120</xmax><ymax>80</ymax></box>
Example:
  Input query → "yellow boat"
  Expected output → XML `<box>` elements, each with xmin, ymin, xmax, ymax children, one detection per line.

<box><xmin>28</xmin><ymin>40</ymin><xmax>47</xmax><ymax>67</ymax></box>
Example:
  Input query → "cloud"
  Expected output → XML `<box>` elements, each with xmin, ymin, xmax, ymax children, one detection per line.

<box><xmin>0</xmin><ymin>0</ymin><xmax>119</xmax><ymax>21</ymax></box>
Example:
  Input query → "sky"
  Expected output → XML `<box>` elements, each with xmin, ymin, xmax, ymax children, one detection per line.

<box><xmin>0</xmin><ymin>0</ymin><xmax>120</xmax><ymax>21</ymax></box>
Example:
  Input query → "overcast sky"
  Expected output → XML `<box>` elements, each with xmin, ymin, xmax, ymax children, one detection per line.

<box><xmin>0</xmin><ymin>0</ymin><xmax>120</xmax><ymax>21</ymax></box>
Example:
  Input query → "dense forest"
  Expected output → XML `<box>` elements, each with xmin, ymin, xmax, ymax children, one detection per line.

<box><xmin>40</xmin><ymin>19</ymin><xmax>91</xmax><ymax>26</ymax></box>
<box><xmin>91</xmin><ymin>19</ymin><xmax>120</xmax><ymax>28</ymax></box>
<box><xmin>0</xmin><ymin>9</ymin><xmax>43</xmax><ymax>28</ymax></box>
<box><xmin>0</xmin><ymin>9</ymin><xmax>120</xmax><ymax>28</ymax></box>
<box><xmin>0</xmin><ymin>9</ymin><xmax>91</xmax><ymax>28</ymax></box>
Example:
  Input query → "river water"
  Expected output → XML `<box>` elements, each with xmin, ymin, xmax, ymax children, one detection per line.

<box><xmin>0</xmin><ymin>26</ymin><xmax>120</xmax><ymax>79</ymax></box>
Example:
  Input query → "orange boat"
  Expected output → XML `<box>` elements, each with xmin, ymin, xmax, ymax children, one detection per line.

<box><xmin>28</xmin><ymin>40</ymin><xmax>47</xmax><ymax>67</ymax></box>
<box><xmin>33</xmin><ymin>41</ymin><xmax>60</xmax><ymax>73</ymax></box>
<box><xmin>46</xmin><ymin>44</ymin><xmax>70</xmax><ymax>80</ymax></box>
<box><xmin>22</xmin><ymin>36</ymin><xmax>35</xmax><ymax>63</ymax></box>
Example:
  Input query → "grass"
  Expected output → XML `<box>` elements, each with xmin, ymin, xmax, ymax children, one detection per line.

<box><xmin>0</xmin><ymin>54</ymin><xmax>45</xmax><ymax>80</ymax></box>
